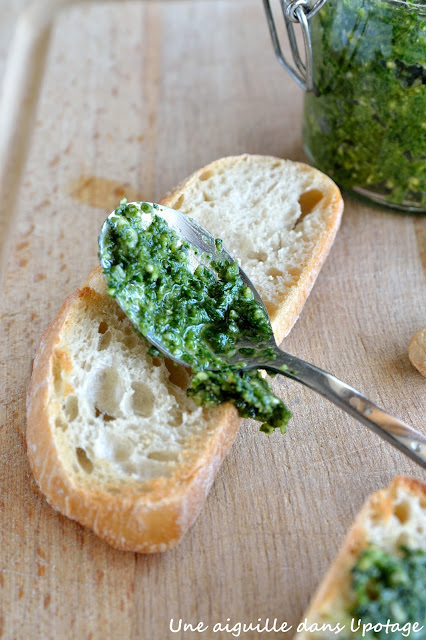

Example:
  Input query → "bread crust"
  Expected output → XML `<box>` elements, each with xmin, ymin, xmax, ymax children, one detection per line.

<box><xmin>27</xmin><ymin>155</ymin><xmax>343</xmax><ymax>552</ymax></box>
<box><xmin>295</xmin><ymin>476</ymin><xmax>426</xmax><ymax>638</ymax></box>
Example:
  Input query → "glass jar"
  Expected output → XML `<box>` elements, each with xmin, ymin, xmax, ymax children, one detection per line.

<box><xmin>264</xmin><ymin>0</ymin><xmax>426</xmax><ymax>213</ymax></box>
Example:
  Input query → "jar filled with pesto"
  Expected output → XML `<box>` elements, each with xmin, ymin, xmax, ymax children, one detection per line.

<box><xmin>263</xmin><ymin>0</ymin><xmax>426</xmax><ymax>213</ymax></box>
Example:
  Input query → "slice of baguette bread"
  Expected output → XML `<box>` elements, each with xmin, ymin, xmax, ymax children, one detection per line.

<box><xmin>26</xmin><ymin>154</ymin><xmax>343</xmax><ymax>553</ymax></box>
<box><xmin>295</xmin><ymin>476</ymin><xmax>426</xmax><ymax>638</ymax></box>
<box><xmin>160</xmin><ymin>155</ymin><xmax>343</xmax><ymax>343</ymax></box>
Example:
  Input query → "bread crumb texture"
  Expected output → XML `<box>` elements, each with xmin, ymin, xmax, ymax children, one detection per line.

<box><xmin>365</xmin><ymin>477</ymin><xmax>426</xmax><ymax>552</ymax></box>
<box><xmin>161</xmin><ymin>155</ymin><xmax>340</xmax><ymax>312</ymax></box>
<box><xmin>51</xmin><ymin>292</ymin><xmax>218</xmax><ymax>488</ymax></box>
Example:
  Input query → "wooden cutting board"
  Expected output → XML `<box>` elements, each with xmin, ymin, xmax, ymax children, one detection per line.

<box><xmin>0</xmin><ymin>1</ymin><xmax>425</xmax><ymax>638</ymax></box>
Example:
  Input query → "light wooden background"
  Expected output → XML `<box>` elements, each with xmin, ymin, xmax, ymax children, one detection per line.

<box><xmin>0</xmin><ymin>1</ymin><xmax>425</xmax><ymax>639</ymax></box>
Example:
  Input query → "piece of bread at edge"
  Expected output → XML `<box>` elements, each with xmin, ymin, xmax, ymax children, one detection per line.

<box><xmin>295</xmin><ymin>476</ymin><xmax>426</xmax><ymax>639</ymax></box>
<box><xmin>26</xmin><ymin>155</ymin><xmax>343</xmax><ymax>553</ymax></box>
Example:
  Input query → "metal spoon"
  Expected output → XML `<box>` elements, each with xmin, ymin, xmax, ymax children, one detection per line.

<box><xmin>99</xmin><ymin>202</ymin><xmax>426</xmax><ymax>470</ymax></box>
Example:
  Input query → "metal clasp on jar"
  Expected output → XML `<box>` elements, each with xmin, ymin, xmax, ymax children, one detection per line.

<box><xmin>263</xmin><ymin>0</ymin><xmax>327</xmax><ymax>92</ymax></box>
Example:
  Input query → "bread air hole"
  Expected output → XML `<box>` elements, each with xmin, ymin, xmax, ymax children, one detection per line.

<box><xmin>131</xmin><ymin>381</ymin><xmax>154</xmax><ymax>417</ymax></box>
<box><xmin>53</xmin><ymin>355</ymin><xmax>63</xmax><ymax>394</ymax></box>
<box><xmin>394</xmin><ymin>500</ymin><xmax>411</xmax><ymax>524</ymax></box>
<box><xmin>267</xmin><ymin>181</ymin><xmax>279</xmax><ymax>194</ymax></box>
<box><xmin>298</xmin><ymin>189</ymin><xmax>324</xmax><ymax>218</ymax></box>
<box><xmin>94</xmin><ymin>406</ymin><xmax>115</xmax><ymax>422</ymax></box>
<box><xmin>98</xmin><ymin>330</ymin><xmax>112</xmax><ymax>351</ymax></box>
<box><xmin>123</xmin><ymin>334</ymin><xmax>138</xmax><ymax>350</ymax></box>
<box><xmin>248</xmin><ymin>251</ymin><xmax>267</xmax><ymax>263</ymax></box>
<box><xmin>165</xmin><ymin>360</ymin><xmax>190</xmax><ymax>390</ymax></box>
<box><xmin>288</xmin><ymin>266</ymin><xmax>301</xmax><ymax>277</ymax></box>
<box><xmin>55</xmin><ymin>416</ymin><xmax>67</xmax><ymax>431</ymax></box>
<box><xmin>174</xmin><ymin>194</ymin><xmax>185</xmax><ymax>209</ymax></box>
<box><xmin>64</xmin><ymin>395</ymin><xmax>78</xmax><ymax>422</ymax></box>
<box><xmin>98</xmin><ymin>320</ymin><xmax>108</xmax><ymax>334</ymax></box>
<box><xmin>199</xmin><ymin>169</ymin><xmax>214</xmax><ymax>181</ymax></box>
<box><xmin>76</xmin><ymin>447</ymin><xmax>93</xmax><ymax>474</ymax></box>
<box><xmin>148</xmin><ymin>450</ymin><xmax>178</xmax><ymax>462</ymax></box>
<box><xmin>170</xmin><ymin>409</ymin><xmax>184</xmax><ymax>427</ymax></box>
<box><xmin>282</xmin><ymin>266</ymin><xmax>302</xmax><ymax>286</ymax></box>
<box><xmin>267</xmin><ymin>267</ymin><xmax>283</xmax><ymax>279</ymax></box>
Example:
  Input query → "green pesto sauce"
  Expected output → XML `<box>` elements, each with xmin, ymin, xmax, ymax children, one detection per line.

<box><xmin>349</xmin><ymin>545</ymin><xmax>426</xmax><ymax>637</ymax></box>
<box><xmin>304</xmin><ymin>0</ymin><xmax>426</xmax><ymax>210</ymax></box>
<box><xmin>99</xmin><ymin>201</ymin><xmax>291</xmax><ymax>433</ymax></box>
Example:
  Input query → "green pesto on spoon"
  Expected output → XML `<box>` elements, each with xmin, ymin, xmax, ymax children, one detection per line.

<box><xmin>99</xmin><ymin>200</ymin><xmax>426</xmax><ymax>469</ymax></box>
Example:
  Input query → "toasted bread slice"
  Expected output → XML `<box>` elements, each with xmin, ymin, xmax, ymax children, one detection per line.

<box><xmin>296</xmin><ymin>476</ymin><xmax>426</xmax><ymax>638</ymax></box>
<box><xmin>26</xmin><ymin>155</ymin><xmax>343</xmax><ymax>552</ymax></box>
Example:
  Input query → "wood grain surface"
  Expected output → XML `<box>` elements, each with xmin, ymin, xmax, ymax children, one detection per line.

<box><xmin>0</xmin><ymin>1</ymin><xmax>425</xmax><ymax>639</ymax></box>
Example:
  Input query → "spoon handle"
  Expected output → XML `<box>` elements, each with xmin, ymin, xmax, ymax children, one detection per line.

<box><xmin>264</xmin><ymin>350</ymin><xmax>426</xmax><ymax>469</ymax></box>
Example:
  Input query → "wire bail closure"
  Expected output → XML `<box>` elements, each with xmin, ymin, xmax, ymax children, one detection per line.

<box><xmin>263</xmin><ymin>0</ymin><xmax>327</xmax><ymax>93</ymax></box>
